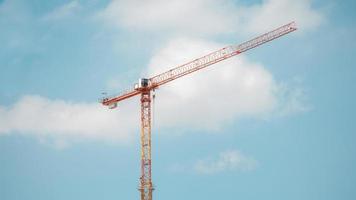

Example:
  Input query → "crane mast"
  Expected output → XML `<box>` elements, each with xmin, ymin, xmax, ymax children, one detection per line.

<box><xmin>101</xmin><ymin>22</ymin><xmax>297</xmax><ymax>200</ymax></box>
<box><xmin>139</xmin><ymin>90</ymin><xmax>153</xmax><ymax>200</ymax></box>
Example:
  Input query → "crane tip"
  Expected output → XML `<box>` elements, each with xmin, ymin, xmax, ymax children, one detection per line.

<box><xmin>290</xmin><ymin>21</ymin><xmax>297</xmax><ymax>30</ymax></box>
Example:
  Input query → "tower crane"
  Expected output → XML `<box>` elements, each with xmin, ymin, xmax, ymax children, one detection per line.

<box><xmin>100</xmin><ymin>22</ymin><xmax>297</xmax><ymax>200</ymax></box>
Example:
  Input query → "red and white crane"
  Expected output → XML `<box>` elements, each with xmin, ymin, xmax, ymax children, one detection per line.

<box><xmin>101</xmin><ymin>22</ymin><xmax>297</xmax><ymax>200</ymax></box>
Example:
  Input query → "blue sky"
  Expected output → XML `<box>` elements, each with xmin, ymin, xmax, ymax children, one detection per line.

<box><xmin>1</xmin><ymin>0</ymin><xmax>356</xmax><ymax>199</ymax></box>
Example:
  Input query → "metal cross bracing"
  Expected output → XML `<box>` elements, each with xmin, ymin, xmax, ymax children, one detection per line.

<box><xmin>100</xmin><ymin>22</ymin><xmax>297</xmax><ymax>200</ymax></box>
<box><xmin>139</xmin><ymin>90</ymin><xmax>153</xmax><ymax>200</ymax></box>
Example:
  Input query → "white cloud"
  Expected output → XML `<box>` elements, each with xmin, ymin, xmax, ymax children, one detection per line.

<box><xmin>276</xmin><ymin>80</ymin><xmax>311</xmax><ymax>116</ymax></box>
<box><xmin>194</xmin><ymin>150</ymin><xmax>258</xmax><ymax>174</ymax></box>
<box><xmin>42</xmin><ymin>0</ymin><xmax>81</xmax><ymax>21</ymax></box>
<box><xmin>241</xmin><ymin>0</ymin><xmax>324</xmax><ymax>34</ymax></box>
<box><xmin>98</xmin><ymin>0</ymin><xmax>237</xmax><ymax>35</ymax></box>
<box><xmin>146</xmin><ymin>38</ymin><xmax>278</xmax><ymax>130</ymax></box>
<box><xmin>0</xmin><ymin>95</ymin><xmax>139</xmax><ymax>145</ymax></box>
<box><xmin>0</xmin><ymin>38</ymin><xmax>307</xmax><ymax>146</ymax></box>
<box><xmin>98</xmin><ymin>0</ymin><xmax>323</xmax><ymax>35</ymax></box>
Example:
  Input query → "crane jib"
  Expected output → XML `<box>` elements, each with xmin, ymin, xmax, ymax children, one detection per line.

<box><xmin>101</xmin><ymin>22</ymin><xmax>296</xmax><ymax>106</ymax></box>
<box><xmin>150</xmin><ymin>22</ymin><xmax>297</xmax><ymax>88</ymax></box>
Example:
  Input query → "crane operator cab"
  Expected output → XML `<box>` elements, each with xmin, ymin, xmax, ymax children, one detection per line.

<box><xmin>134</xmin><ymin>78</ymin><xmax>150</xmax><ymax>90</ymax></box>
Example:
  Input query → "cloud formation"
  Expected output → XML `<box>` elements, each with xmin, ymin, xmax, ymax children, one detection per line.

<box><xmin>42</xmin><ymin>0</ymin><xmax>81</xmax><ymax>21</ymax></box>
<box><xmin>98</xmin><ymin>0</ymin><xmax>237</xmax><ymax>35</ymax></box>
<box><xmin>99</xmin><ymin>0</ymin><xmax>323</xmax><ymax>35</ymax></box>
<box><xmin>0</xmin><ymin>0</ymin><xmax>310</xmax><ymax>146</ymax></box>
<box><xmin>0</xmin><ymin>95</ymin><xmax>139</xmax><ymax>144</ymax></box>
<box><xmin>0</xmin><ymin>38</ymin><xmax>307</xmax><ymax>144</ymax></box>
<box><xmin>240</xmin><ymin>0</ymin><xmax>324</xmax><ymax>34</ymax></box>
<box><xmin>194</xmin><ymin>150</ymin><xmax>257</xmax><ymax>174</ymax></box>
<box><xmin>276</xmin><ymin>81</ymin><xmax>311</xmax><ymax>117</ymax></box>
<box><xmin>146</xmin><ymin>38</ymin><xmax>278</xmax><ymax>130</ymax></box>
